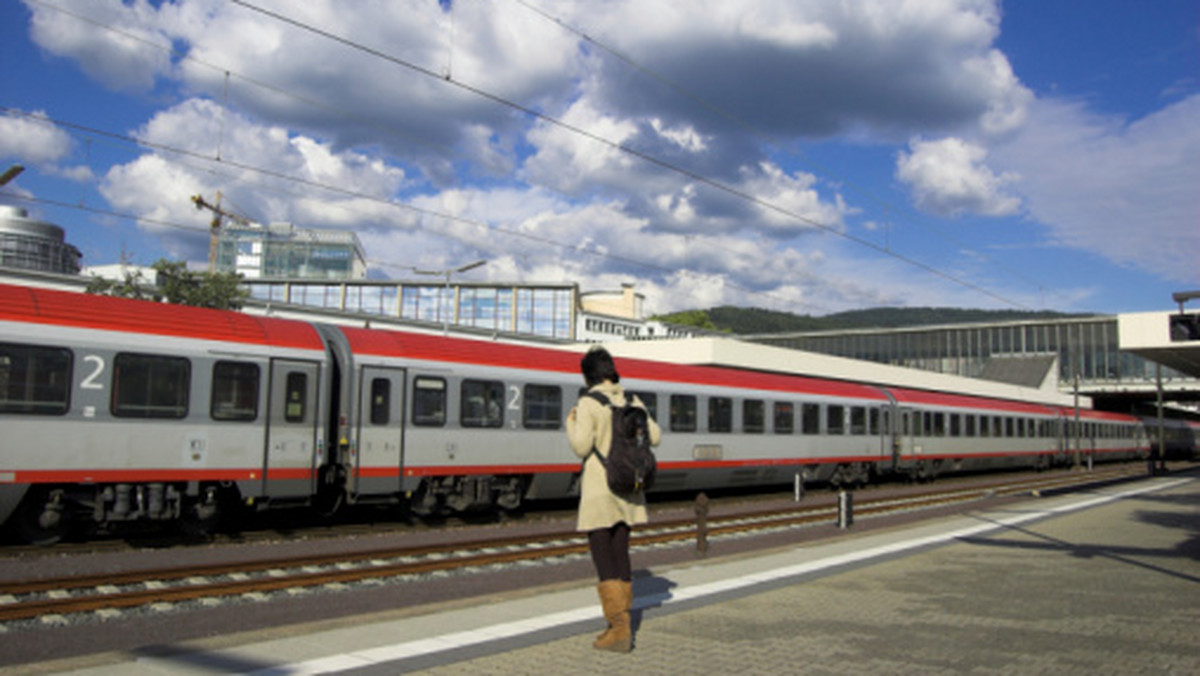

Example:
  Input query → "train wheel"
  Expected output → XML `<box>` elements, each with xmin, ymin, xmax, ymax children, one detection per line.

<box><xmin>177</xmin><ymin>486</ymin><xmax>231</xmax><ymax>540</ymax></box>
<box><xmin>13</xmin><ymin>488</ymin><xmax>72</xmax><ymax>546</ymax></box>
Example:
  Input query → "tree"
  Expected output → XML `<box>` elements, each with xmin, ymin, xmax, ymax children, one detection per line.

<box><xmin>650</xmin><ymin>309</ymin><xmax>725</xmax><ymax>332</ymax></box>
<box><xmin>87</xmin><ymin>259</ymin><xmax>248</xmax><ymax>310</ymax></box>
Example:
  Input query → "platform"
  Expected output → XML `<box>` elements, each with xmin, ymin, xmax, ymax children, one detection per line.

<box><xmin>24</xmin><ymin>474</ymin><xmax>1200</xmax><ymax>675</ymax></box>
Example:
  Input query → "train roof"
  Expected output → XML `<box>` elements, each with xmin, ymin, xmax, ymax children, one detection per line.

<box><xmin>586</xmin><ymin>337</ymin><xmax>1084</xmax><ymax>409</ymax></box>
<box><xmin>0</xmin><ymin>283</ymin><xmax>325</xmax><ymax>351</ymax></box>
<box><xmin>341</xmin><ymin>325</ymin><xmax>890</xmax><ymax>400</ymax></box>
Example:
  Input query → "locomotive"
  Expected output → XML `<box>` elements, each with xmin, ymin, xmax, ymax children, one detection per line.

<box><xmin>0</xmin><ymin>282</ymin><xmax>1187</xmax><ymax>544</ymax></box>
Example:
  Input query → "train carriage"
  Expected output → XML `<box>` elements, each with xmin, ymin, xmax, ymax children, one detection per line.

<box><xmin>0</xmin><ymin>283</ymin><xmax>1177</xmax><ymax>543</ymax></box>
<box><xmin>0</xmin><ymin>284</ymin><xmax>335</xmax><ymax>543</ymax></box>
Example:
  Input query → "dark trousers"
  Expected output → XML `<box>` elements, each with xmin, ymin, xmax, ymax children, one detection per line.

<box><xmin>588</xmin><ymin>522</ymin><xmax>632</xmax><ymax>582</ymax></box>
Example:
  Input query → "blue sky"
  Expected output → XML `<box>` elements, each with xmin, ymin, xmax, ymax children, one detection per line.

<box><xmin>1</xmin><ymin>1</ymin><xmax>1197</xmax><ymax>316</ymax></box>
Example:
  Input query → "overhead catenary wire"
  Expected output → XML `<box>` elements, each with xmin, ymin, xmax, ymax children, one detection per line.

<box><xmin>0</xmin><ymin>107</ymin><xmax>690</xmax><ymax>281</ymax></box>
<box><xmin>14</xmin><ymin>3</ymin><xmax>849</xmax><ymax>312</ymax></box>
<box><xmin>507</xmin><ymin>0</ymin><xmax>1057</xmax><ymax>305</ymax></box>
<box><xmin>17</xmin><ymin>0</ymin><xmax>1034</xmax><ymax>313</ymax></box>
<box><xmin>227</xmin><ymin>0</ymin><xmax>1033</xmax><ymax>311</ymax></box>
<box><xmin>20</xmin><ymin>1</ymin><xmax>820</xmax><ymax>308</ymax></box>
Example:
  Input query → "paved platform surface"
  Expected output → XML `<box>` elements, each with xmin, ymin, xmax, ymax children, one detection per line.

<box><xmin>23</xmin><ymin>475</ymin><xmax>1200</xmax><ymax>675</ymax></box>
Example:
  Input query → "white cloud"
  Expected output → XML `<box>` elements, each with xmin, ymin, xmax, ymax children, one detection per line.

<box><xmin>100</xmin><ymin>98</ymin><xmax>408</xmax><ymax>259</ymax></box>
<box><xmin>26</xmin><ymin>0</ymin><xmax>174</xmax><ymax>92</ymax></box>
<box><xmin>896</xmin><ymin>137</ymin><xmax>1021</xmax><ymax>217</ymax></box>
<box><xmin>991</xmin><ymin>95</ymin><xmax>1200</xmax><ymax>284</ymax></box>
<box><xmin>0</xmin><ymin>110</ymin><xmax>74</xmax><ymax>164</ymax></box>
<box><xmin>22</xmin><ymin>0</ymin><xmax>1122</xmax><ymax>312</ymax></box>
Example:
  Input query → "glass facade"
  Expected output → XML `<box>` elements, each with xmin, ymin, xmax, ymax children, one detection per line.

<box><xmin>752</xmin><ymin>317</ymin><xmax>1188</xmax><ymax>386</ymax></box>
<box><xmin>245</xmin><ymin>280</ymin><xmax>577</xmax><ymax>340</ymax></box>
<box><xmin>214</xmin><ymin>223</ymin><xmax>366</xmax><ymax>280</ymax></box>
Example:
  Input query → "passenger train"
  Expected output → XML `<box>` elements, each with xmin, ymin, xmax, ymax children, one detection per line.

<box><xmin>0</xmin><ymin>283</ymin><xmax>1190</xmax><ymax>544</ymax></box>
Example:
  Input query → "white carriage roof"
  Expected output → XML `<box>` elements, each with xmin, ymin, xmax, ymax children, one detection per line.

<box><xmin>561</xmin><ymin>336</ymin><xmax>1082</xmax><ymax>408</ymax></box>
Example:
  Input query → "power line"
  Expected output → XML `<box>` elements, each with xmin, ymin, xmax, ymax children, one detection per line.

<box><xmin>20</xmin><ymin>1</ymin><xmax>1030</xmax><ymax>312</ymax></box>
<box><xmin>509</xmin><ymin>0</ymin><xmax>1058</xmax><ymax>305</ymax></box>
<box><xmin>228</xmin><ymin>0</ymin><xmax>1033</xmax><ymax>310</ymax></box>
<box><xmin>0</xmin><ymin>107</ymin><xmax>689</xmax><ymax>279</ymax></box>
<box><xmin>22</xmin><ymin>1</ymin><xmax>841</xmax><ymax>311</ymax></box>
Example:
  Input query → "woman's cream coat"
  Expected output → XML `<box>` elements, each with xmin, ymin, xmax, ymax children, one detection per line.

<box><xmin>566</xmin><ymin>381</ymin><xmax>662</xmax><ymax>532</ymax></box>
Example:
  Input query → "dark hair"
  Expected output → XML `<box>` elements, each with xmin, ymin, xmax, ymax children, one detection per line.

<box><xmin>581</xmin><ymin>346</ymin><xmax>620</xmax><ymax>387</ymax></box>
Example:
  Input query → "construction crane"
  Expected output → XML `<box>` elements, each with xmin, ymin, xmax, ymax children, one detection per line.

<box><xmin>191</xmin><ymin>192</ymin><xmax>253</xmax><ymax>271</ymax></box>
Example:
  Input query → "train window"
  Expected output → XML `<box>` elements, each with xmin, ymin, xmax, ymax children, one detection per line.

<box><xmin>922</xmin><ymin>412</ymin><xmax>932</xmax><ymax>437</ymax></box>
<box><xmin>669</xmin><ymin>394</ymin><xmax>697</xmax><ymax>432</ymax></box>
<box><xmin>523</xmin><ymin>384</ymin><xmax>562</xmax><ymax>430</ymax></box>
<box><xmin>801</xmin><ymin>403</ymin><xmax>820</xmax><ymax>435</ymax></box>
<box><xmin>0</xmin><ymin>342</ymin><xmax>71</xmax><ymax>415</ymax></box>
<box><xmin>112</xmin><ymin>353</ymin><xmax>190</xmax><ymax>419</ymax></box>
<box><xmin>709</xmin><ymin>397</ymin><xmax>733</xmax><ymax>433</ymax></box>
<box><xmin>950</xmin><ymin>414</ymin><xmax>961</xmax><ymax>437</ymax></box>
<box><xmin>370</xmin><ymin>378</ymin><xmax>391</xmax><ymax>426</ymax></box>
<box><xmin>965</xmin><ymin>415</ymin><xmax>976</xmax><ymax>437</ymax></box>
<box><xmin>933</xmin><ymin>412</ymin><xmax>946</xmax><ymax>437</ymax></box>
<box><xmin>1005</xmin><ymin>417</ymin><xmax>1015</xmax><ymax>438</ymax></box>
<box><xmin>774</xmin><ymin>402</ymin><xmax>794</xmax><ymax>434</ymax></box>
<box><xmin>743</xmin><ymin>400</ymin><xmax>765</xmax><ymax>434</ymax></box>
<box><xmin>868</xmin><ymin>408</ymin><xmax>880</xmax><ymax>436</ymax></box>
<box><xmin>913</xmin><ymin>411</ymin><xmax>925</xmax><ymax>436</ymax></box>
<box><xmin>461</xmin><ymin>379</ymin><xmax>504</xmax><ymax>428</ymax></box>
<box><xmin>211</xmin><ymin>361</ymin><xmax>259</xmax><ymax>421</ymax></box>
<box><xmin>826</xmin><ymin>405</ymin><xmax>845</xmax><ymax>435</ymax></box>
<box><xmin>849</xmin><ymin>407</ymin><xmax>866</xmax><ymax>435</ymax></box>
<box><xmin>284</xmin><ymin>372</ymin><xmax>307</xmax><ymax>423</ymax></box>
<box><xmin>628</xmin><ymin>391</ymin><xmax>658</xmax><ymax>421</ymax></box>
<box><xmin>412</xmin><ymin>377</ymin><xmax>446</xmax><ymax>426</ymax></box>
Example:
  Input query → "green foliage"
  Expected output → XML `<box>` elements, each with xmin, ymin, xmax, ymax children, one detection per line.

<box><xmin>660</xmin><ymin>305</ymin><xmax>1079</xmax><ymax>334</ymax></box>
<box><xmin>650</xmin><ymin>309</ymin><xmax>727</xmax><ymax>332</ymax></box>
<box><xmin>86</xmin><ymin>259</ymin><xmax>248</xmax><ymax>310</ymax></box>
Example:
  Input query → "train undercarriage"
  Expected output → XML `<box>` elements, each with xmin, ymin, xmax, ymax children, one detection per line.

<box><xmin>407</xmin><ymin>475</ymin><xmax>530</xmax><ymax>516</ymax></box>
<box><xmin>6</xmin><ymin>482</ymin><xmax>230</xmax><ymax>546</ymax></box>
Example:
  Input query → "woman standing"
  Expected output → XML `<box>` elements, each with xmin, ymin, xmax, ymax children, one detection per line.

<box><xmin>566</xmin><ymin>347</ymin><xmax>661</xmax><ymax>653</ymax></box>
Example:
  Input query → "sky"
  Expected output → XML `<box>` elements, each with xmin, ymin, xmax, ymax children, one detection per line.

<box><xmin>1</xmin><ymin>0</ymin><xmax>1197</xmax><ymax>317</ymax></box>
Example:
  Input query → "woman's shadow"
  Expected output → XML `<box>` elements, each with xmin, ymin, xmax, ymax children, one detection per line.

<box><xmin>631</xmin><ymin>571</ymin><xmax>678</xmax><ymax>632</ymax></box>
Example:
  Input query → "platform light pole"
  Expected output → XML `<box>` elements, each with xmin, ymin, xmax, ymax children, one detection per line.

<box><xmin>414</xmin><ymin>259</ymin><xmax>486</xmax><ymax>334</ymax></box>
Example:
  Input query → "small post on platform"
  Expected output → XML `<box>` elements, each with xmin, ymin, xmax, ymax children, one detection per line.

<box><xmin>694</xmin><ymin>492</ymin><xmax>709</xmax><ymax>557</ymax></box>
<box><xmin>837</xmin><ymin>490</ymin><xmax>854</xmax><ymax>529</ymax></box>
<box><xmin>794</xmin><ymin>473</ymin><xmax>804</xmax><ymax>502</ymax></box>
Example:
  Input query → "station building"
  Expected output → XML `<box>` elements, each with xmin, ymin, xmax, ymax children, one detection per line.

<box><xmin>742</xmin><ymin>316</ymin><xmax>1198</xmax><ymax>407</ymax></box>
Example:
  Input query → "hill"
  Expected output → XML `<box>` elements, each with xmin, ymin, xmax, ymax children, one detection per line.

<box><xmin>654</xmin><ymin>306</ymin><xmax>1081</xmax><ymax>335</ymax></box>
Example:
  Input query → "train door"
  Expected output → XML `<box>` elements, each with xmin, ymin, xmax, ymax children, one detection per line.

<box><xmin>265</xmin><ymin>359</ymin><xmax>321</xmax><ymax>498</ymax></box>
<box><xmin>877</xmin><ymin>406</ymin><xmax>891</xmax><ymax>458</ymax></box>
<box><xmin>354</xmin><ymin>366</ymin><xmax>406</xmax><ymax>496</ymax></box>
<box><xmin>896</xmin><ymin>407</ymin><xmax>916</xmax><ymax>466</ymax></box>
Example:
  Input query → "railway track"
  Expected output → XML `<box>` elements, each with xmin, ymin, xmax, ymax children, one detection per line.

<box><xmin>0</xmin><ymin>466</ymin><xmax>1148</xmax><ymax>624</ymax></box>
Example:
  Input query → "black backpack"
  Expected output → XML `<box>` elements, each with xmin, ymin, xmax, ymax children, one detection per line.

<box><xmin>586</xmin><ymin>391</ymin><xmax>657</xmax><ymax>495</ymax></box>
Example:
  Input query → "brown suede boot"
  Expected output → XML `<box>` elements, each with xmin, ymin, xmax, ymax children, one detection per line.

<box><xmin>593</xmin><ymin>580</ymin><xmax>632</xmax><ymax>652</ymax></box>
<box><xmin>595</xmin><ymin>580</ymin><xmax>635</xmax><ymax>643</ymax></box>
